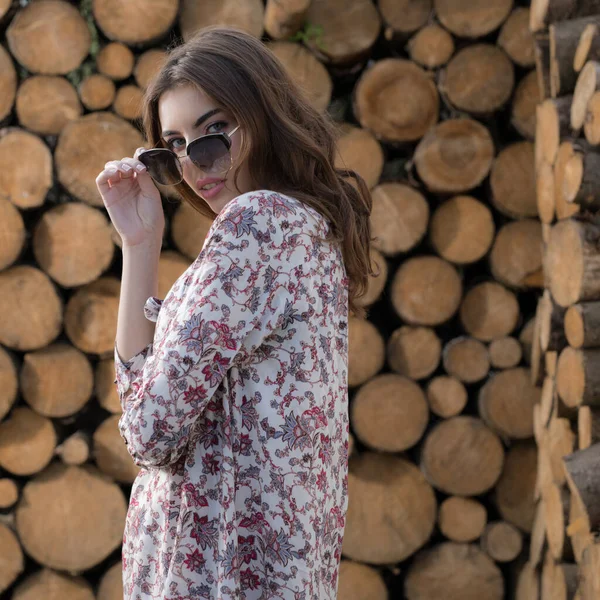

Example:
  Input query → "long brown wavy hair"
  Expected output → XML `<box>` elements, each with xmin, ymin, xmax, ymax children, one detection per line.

<box><xmin>142</xmin><ymin>26</ymin><xmax>377</xmax><ymax>319</ymax></box>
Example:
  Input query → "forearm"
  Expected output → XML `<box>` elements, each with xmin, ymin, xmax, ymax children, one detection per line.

<box><xmin>115</xmin><ymin>240</ymin><xmax>161</xmax><ymax>363</ymax></box>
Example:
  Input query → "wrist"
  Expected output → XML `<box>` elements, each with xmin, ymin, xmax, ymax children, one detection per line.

<box><xmin>122</xmin><ymin>237</ymin><xmax>162</xmax><ymax>253</ymax></box>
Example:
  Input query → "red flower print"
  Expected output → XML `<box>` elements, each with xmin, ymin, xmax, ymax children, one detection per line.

<box><xmin>240</xmin><ymin>567</ymin><xmax>260</xmax><ymax>590</ymax></box>
<box><xmin>238</xmin><ymin>534</ymin><xmax>258</xmax><ymax>564</ymax></box>
<box><xmin>202</xmin><ymin>351</ymin><xmax>230</xmax><ymax>387</ymax></box>
<box><xmin>183</xmin><ymin>548</ymin><xmax>206</xmax><ymax>573</ymax></box>
<box><xmin>202</xmin><ymin>453</ymin><xmax>220</xmax><ymax>475</ymax></box>
<box><xmin>190</xmin><ymin>514</ymin><xmax>218</xmax><ymax>550</ymax></box>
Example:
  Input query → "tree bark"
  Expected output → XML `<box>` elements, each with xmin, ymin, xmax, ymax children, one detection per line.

<box><xmin>550</xmin><ymin>16</ymin><xmax>600</xmax><ymax>97</ymax></box>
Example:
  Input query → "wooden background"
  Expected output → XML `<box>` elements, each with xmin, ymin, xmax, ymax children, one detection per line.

<box><xmin>0</xmin><ymin>0</ymin><xmax>586</xmax><ymax>597</ymax></box>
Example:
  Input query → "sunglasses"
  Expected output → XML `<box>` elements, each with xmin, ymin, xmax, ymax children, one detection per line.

<box><xmin>138</xmin><ymin>124</ymin><xmax>241</xmax><ymax>186</ymax></box>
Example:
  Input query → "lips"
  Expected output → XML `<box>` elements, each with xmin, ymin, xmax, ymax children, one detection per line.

<box><xmin>198</xmin><ymin>179</ymin><xmax>226</xmax><ymax>199</ymax></box>
<box><xmin>196</xmin><ymin>177</ymin><xmax>225</xmax><ymax>190</ymax></box>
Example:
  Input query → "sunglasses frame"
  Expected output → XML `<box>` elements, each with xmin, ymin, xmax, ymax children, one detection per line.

<box><xmin>139</xmin><ymin>124</ymin><xmax>241</xmax><ymax>186</ymax></box>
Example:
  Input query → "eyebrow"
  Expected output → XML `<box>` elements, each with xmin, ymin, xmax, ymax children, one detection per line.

<box><xmin>161</xmin><ymin>108</ymin><xmax>222</xmax><ymax>137</ymax></box>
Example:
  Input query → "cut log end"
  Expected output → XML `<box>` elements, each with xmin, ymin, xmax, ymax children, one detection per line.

<box><xmin>426</xmin><ymin>376</ymin><xmax>468</xmax><ymax>418</ymax></box>
<box><xmin>511</xmin><ymin>70</ymin><xmax>539</xmax><ymax>139</ymax></box>
<box><xmin>405</xmin><ymin>542</ymin><xmax>504</xmax><ymax>600</ymax></box>
<box><xmin>442</xmin><ymin>44</ymin><xmax>514</xmax><ymax>115</ymax></box>
<box><xmin>264</xmin><ymin>0</ymin><xmax>310</xmax><ymax>40</ymax></box>
<box><xmin>491</xmin><ymin>220</ymin><xmax>544</xmax><ymax>289</ymax></box>
<box><xmin>414</xmin><ymin>118</ymin><xmax>494</xmax><ymax>194</ymax></box>
<box><xmin>79</xmin><ymin>75</ymin><xmax>116</xmax><ymax>111</ymax></box>
<box><xmin>368</xmin><ymin>184</ymin><xmax>429</xmax><ymax>256</ymax></box>
<box><xmin>6</xmin><ymin>0</ymin><xmax>91</xmax><ymax>74</ymax></box>
<box><xmin>0</xmin><ymin>128</ymin><xmax>53</xmax><ymax>209</ymax></box>
<box><xmin>348</xmin><ymin>317</ymin><xmax>386</xmax><ymax>388</ymax></box>
<box><xmin>498</xmin><ymin>8</ymin><xmax>535</xmax><ymax>68</ymax></box>
<box><xmin>460</xmin><ymin>282</ymin><xmax>520</xmax><ymax>342</ymax></box>
<box><xmin>94</xmin><ymin>0</ymin><xmax>179</xmax><ymax>44</ymax></box>
<box><xmin>565</xmin><ymin>305</ymin><xmax>585</xmax><ymax>348</ymax></box>
<box><xmin>354</xmin><ymin>58</ymin><xmax>439</xmax><ymax>143</ymax></box>
<box><xmin>572</xmin><ymin>61</ymin><xmax>600</xmax><ymax>130</ymax></box>
<box><xmin>351</xmin><ymin>374</ymin><xmax>429</xmax><ymax>452</ymax></box>
<box><xmin>438</xmin><ymin>496</ymin><xmax>487</xmax><ymax>542</ymax></box>
<box><xmin>443</xmin><ymin>336</ymin><xmax>490</xmax><ymax>384</ymax></box>
<box><xmin>430</xmin><ymin>195</ymin><xmax>494</xmax><ymax>265</ymax></box>
<box><xmin>14</xmin><ymin>463</ymin><xmax>127</xmax><ymax>571</ymax></box>
<box><xmin>480</xmin><ymin>521</ymin><xmax>523</xmax><ymax>562</ymax></box>
<box><xmin>421</xmin><ymin>416</ymin><xmax>504</xmax><ymax>496</ymax></box>
<box><xmin>536</xmin><ymin>160</ymin><xmax>555</xmax><ymax>224</ymax></box>
<box><xmin>344</xmin><ymin>452</ymin><xmax>436</xmax><ymax>563</ymax></box>
<box><xmin>490</xmin><ymin>141</ymin><xmax>537</xmax><ymax>219</ymax></box>
<box><xmin>478</xmin><ymin>367</ymin><xmax>540</xmax><ymax>440</ymax></box>
<box><xmin>391</xmin><ymin>256</ymin><xmax>462</xmax><ymax>326</ymax></box>
<box><xmin>0</xmin><ymin>46</ymin><xmax>17</xmax><ymax>122</ymax></box>
<box><xmin>407</xmin><ymin>24</ymin><xmax>455</xmax><ymax>69</ymax></box>
<box><xmin>435</xmin><ymin>0</ymin><xmax>512</xmax><ymax>38</ymax></box>
<box><xmin>96</xmin><ymin>42</ymin><xmax>135</xmax><ymax>81</ymax></box>
<box><xmin>549</xmin><ymin>219</ymin><xmax>600</xmax><ymax>306</ymax></box>
<box><xmin>489</xmin><ymin>337</ymin><xmax>523</xmax><ymax>369</ymax></box>
<box><xmin>387</xmin><ymin>326</ymin><xmax>441</xmax><ymax>380</ymax></box>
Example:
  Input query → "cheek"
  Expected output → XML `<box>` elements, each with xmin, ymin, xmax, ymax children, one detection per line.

<box><xmin>182</xmin><ymin>160</ymin><xmax>197</xmax><ymax>186</ymax></box>
<box><xmin>229</xmin><ymin>135</ymin><xmax>244</xmax><ymax>164</ymax></box>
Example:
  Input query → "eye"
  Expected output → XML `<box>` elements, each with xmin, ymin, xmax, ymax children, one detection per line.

<box><xmin>207</xmin><ymin>120</ymin><xmax>228</xmax><ymax>134</ymax></box>
<box><xmin>165</xmin><ymin>137</ymin><xmax>186</xmax><ymax>153</ymax></box>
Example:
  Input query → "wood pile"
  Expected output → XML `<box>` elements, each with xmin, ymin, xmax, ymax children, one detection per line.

<box><xmin>527</xmin><ymin>0</ymin><xmax>600</xmax><ymax>598</ymax></box>
<box><xmin>0</xmin><ymin>0</ymin><xmax>552</xmax><ymax>598</ymax></box>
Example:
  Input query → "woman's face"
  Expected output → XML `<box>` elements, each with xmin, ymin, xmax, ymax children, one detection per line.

<box><xmin>158</xmin><ymin>84</ymin><xmax>253</xmax><ymax>215</ymax></box>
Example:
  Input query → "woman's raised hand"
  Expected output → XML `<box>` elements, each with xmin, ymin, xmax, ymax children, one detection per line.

<box><xmin>96</xmin><ymin>148</ymin><xmax>165</xmax><ymax>248</ymax></box>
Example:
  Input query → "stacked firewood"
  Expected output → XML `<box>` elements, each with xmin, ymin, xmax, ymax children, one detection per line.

<box><xmin>0</xmin><ymin>0</ymin><xmax>550</xmax><ymax>598</ymax></box>
<box><xmin>527</xmin><ymin>0</ymin><xmax>600</xmax><ymax>598</ymax></box>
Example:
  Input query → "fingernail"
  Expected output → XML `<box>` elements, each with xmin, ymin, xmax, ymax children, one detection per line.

<box><xmin>136</xmin><ymin>164</ymin><xmax>146</xmax><ymax>172</ymax></box>
<box><xmin>122</xmin><ymin>164</ymin><xmax>132</xmax><ymax>172</ymax></box>
<box><xmin>107</xmin><ymin>168</ymin><xmax>117</xmax><ymax>173</ymax></box>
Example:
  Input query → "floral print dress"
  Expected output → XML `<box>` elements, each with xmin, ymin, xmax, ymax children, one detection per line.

<box><xmin>113</xmin><ymin>190</ymin><xmax>349</xmax><ymax>600</ymax></box>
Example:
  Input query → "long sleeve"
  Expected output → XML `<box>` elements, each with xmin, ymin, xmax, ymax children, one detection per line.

<box><xmin>113</xmin><ymin>196</ymin><xmax>293</xmax><ymax>469</ymax></box>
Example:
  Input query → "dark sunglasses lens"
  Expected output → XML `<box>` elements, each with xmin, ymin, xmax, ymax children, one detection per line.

<box><xmin>189</xmin><ymin>137</ymin><xmax>230</xmax><ymax>172</ymax></box>
<box><xmin>138</xmin><ymin>151</ymin><xmax>182</xmax><ymax>185</ymax></box>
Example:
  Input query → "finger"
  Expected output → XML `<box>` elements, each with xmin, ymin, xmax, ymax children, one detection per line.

<box><xmin>102</xmin><ymin>161</ymin><xmax>126</xmax><ymax>181</ymax></box>
<box><xmin>109</xmin><ymin>159</ymin><xmax>134</xmax><ymax>178</ymax></box>
<box><xmin>104</xmin><ymin>159</ymin><xmax>131</xmax><ymax>174</ymax></box>
<box><xmin>121</xmin><ymin>156</ymin><xmax>147</xmax><ymax>174</ymax></box>
<box><xmin>96</xmin><ymin>166</ymin><xmax>120</xmax><ymax>194</ymax></box>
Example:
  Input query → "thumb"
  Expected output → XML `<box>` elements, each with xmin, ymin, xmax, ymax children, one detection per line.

<box><xmin>136</xmin><ymin>169</ymin><xmax>161</xmax><ymax>197</ymax></box>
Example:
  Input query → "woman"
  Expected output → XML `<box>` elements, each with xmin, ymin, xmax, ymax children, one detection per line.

<box><xmin>96</xmin><ymin>26</ymin><xmax>375</xmax><ymax>600</ymax></box>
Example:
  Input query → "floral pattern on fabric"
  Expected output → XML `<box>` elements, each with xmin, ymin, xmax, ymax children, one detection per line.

<box><xmin>113</xmin><ymin>190</ymin><xmax>349</xmax><ymax>599</ymax></box>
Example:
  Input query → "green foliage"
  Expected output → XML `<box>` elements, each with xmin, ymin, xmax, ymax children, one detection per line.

<box><xmin>288</xmin><ymin>22</ymin><xmax>326</xmax><ymax>51</ymax></box>
<box><xmin>18</xmin><ymin>65</ymin><xmax>30</xmax><ymax>80</ymax></box>
<box><xmin>66</xmin><ymin>0</ymin><xmax>100</xmax><ymax>87</ymax></box>
<box><xmin>80</xmin><ymin>0</ymin><xmax>100</xmax><ymax>57</ymax></box>
<box><xmin>66</xmin><ymin>61</ymin><xmax>95</xmax><ymax>87</ymax></box>
<box><xmin>327</xmin><ymin>96</ymin><xmax>350</xmax><ymax>122</ymax></box>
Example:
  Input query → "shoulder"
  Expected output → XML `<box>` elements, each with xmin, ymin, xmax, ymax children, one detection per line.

<box><xmin>207</xmin><ymin>189</ymin><xmax>328</xmax><ymax>246</ymax></box>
